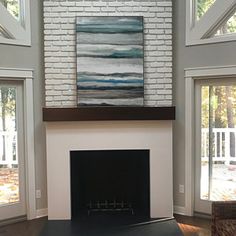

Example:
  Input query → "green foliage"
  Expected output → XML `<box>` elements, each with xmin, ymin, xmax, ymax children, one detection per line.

<box><xmin>197</xmin><ymin>0</ymin><xmax>215</xmax><ymax>20</ymax></box>
<box><xmin>196</xmin><ymin>0</ymin><xmax>236</xmax><ymax>35</ymax></box>
<box><xmin>0</xmin><ymin>87</ymin><xmax>16</xmax><ymax>118</ymax></box>
<box><xmin>222</xmin><ymin>13</ymin><xmax>236</xmax><ymax>34</ymax></box>
<box><xmin>201</xmin><ymin>86</ymin><xmax>236</xmax><ymax>128</ymax></box>
<box><xmin>0</xmin><ymin>0</ymin><xmax>19</xmax><ymax>19</ymax></box>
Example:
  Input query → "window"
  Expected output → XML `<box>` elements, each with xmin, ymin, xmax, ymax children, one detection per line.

<box><xmin>186</xmin><ymin>0</ymin><xmax>236</xmax><ymax>45</ymax></box>
<box><xmin>0</xmin><ymin>0</ymin><xmax>20</xmax><ymax>20</ymax></box>
<box><xmin>196</xmin><ymin>0</ymin><xmax>216</xmax><ymax>20</ymax></box>
<box><xmin>0</xmin><ymin>68</ymin><xmax>36</xmax><ymax>219</ymax></box>
<box><xmin>185</xmin><ymin>65</ymin><xmax>236</xmax><ymax>216</ymax></box>
<box><xmin>0</xmin><ymin>0</ymin><xmax>31</xmax><ymax>46</ymax></box>
<box><xmin>215</xmin><ymin>11</ymin><xmax>236</xmax><ymax>36</ymax></box>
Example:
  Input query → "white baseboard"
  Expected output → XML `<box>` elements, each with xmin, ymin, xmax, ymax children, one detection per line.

<box><xmin>36</xmin><ymin>208</ymin><xmax>48</xmax><ymax>218</ymax></box>
<box><xmin>174</xmin><ymin>205</ymin><xmax>187</xmax><ymax>215</ymax></box>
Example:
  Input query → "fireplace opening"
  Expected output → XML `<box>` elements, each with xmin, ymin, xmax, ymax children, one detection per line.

<box><xmin>70</xmin><ymin>150</ymin><xmax>150</xmax><ymax>219</ymax></box>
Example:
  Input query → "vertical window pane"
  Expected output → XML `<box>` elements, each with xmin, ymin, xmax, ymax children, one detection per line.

<box><xmin>0</xmin><ymin>0</ymin><xmax>20</xmax><ymax>21</ymax></box>
<box><xmin>0</xmin><ymin>86</ymin><xmax>19</xmax><ymax>205</ymax></box>
<box><xmin>201</xmin><ymin>86</ymin><xmax>210</xmax><ymax>200</ymax></box>
<box><xmin>196</xmin><ymin>0</ymin><xmax>215</xmax><ymax>20</ymax></box>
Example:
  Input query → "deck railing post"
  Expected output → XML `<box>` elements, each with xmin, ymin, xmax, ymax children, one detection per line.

<box><xmin>201</xmin><ymin>128</ymin><xmax>236</xmax><ymax>165</ymax></box>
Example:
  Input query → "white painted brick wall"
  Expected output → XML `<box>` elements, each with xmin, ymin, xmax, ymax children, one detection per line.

<box><xmin>43</xmin><ymin>0</ymin><xmax>172</xmax><ymax>107</ymax></box>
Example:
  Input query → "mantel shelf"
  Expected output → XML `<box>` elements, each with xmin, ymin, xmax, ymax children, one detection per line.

<box><xmin>43</xmin><ymin>107</ymin><xmax>175</xmax><ymax>121</ymax></box>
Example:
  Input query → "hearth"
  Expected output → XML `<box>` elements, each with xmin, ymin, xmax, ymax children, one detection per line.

<box><xmin>70</xmin><ymin>150</ymin><xmax>150</xmax><ymax>219</ymax></box>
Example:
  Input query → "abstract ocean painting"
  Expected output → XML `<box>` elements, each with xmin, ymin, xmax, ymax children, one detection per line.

<box><xmin>76</xmin><ymin>16</ymin><xmax>144</xmax><ymax>106</ymax></box>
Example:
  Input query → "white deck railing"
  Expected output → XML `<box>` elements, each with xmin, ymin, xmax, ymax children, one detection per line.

<box><xmin>0</xmin><ymin>131</ymin><xmax>17</xmax><ymax>167</ymax></box>
<box><xmin>202</xmin><ymin>128</ymin><xmax>236</xmax><ymax>165</ymax></box>
<box><xmin>1</xmin><ymin>128</ymin><xmax>236</xmax><ymax>166</ymax></box>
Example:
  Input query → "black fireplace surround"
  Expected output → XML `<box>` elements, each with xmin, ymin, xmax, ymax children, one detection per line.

<box><xmin>70</xmin><ymin>150</ymin><xmax>150</xmax><ymax>219</ymax></box>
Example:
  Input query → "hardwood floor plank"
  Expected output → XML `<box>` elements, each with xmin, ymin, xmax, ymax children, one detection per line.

<box><xmin>175</xmin><ymin>214</ymin><xmax>211</xmax><ymax>236</ymax></box>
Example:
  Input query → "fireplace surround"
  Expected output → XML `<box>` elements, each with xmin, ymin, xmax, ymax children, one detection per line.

<box><xmin>46</xmin><ymin>120</ymin><xmax>173</xmax><ymax>220</ymax></box>
<box><xmin>43</xmin><ymin>0</ymin><xmax>174</xmax><ymax>222</ymax></box>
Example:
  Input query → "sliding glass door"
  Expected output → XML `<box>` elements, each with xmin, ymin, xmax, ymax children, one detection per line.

<box><xmin>0</xmin><ymin>81</ymin><xmax>26</xmax><ymax>221</ymax></box>
<box><xmin>195</xmin><ymin>80</ymin><xmax>236</xmax><ymax>214</ymax></box>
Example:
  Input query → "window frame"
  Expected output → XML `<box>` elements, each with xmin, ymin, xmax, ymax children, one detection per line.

<box><xmin>186</xmin><ymin>0</ymin><xmax>236</xmax><ymax>46</ymax></box>
<box><xmin>0</xmin><ymin>67</ymin><xmax>36</xmax><ymax>219</ymax></box>
<box><xmin>0</xmin><ymin>0</ymin><xmax>31</xmax><ymax>46</ymax></box>
<box><xmin>185</xmin><ymin>65</ymin><xmax>236</xmax><ymax>216</ymax></box>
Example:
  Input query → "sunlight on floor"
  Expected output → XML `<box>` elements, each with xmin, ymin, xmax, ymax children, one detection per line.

<box><xmin>201</xmin><ymin>164</ymin><xmax>236</xmax><ymax>201</ymax></box>
<box><xmin>0</xmin><ymin>168</ymin><xmax>19</xmax><ymax>205</ymax></box>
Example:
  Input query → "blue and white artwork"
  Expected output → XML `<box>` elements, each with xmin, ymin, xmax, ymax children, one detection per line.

<box><xmin>76</xmin><ymin>16</ymin><xmax>144</xmax><ymax>106</ymax></box>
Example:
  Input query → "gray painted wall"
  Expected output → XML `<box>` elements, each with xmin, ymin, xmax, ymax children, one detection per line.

<box><xmin>173</xmin><ymin>0</ymin><xmax>236</xmax><ymax>207</ymax></box>
<box><xmin>0</xmin><ymin>1</ymin><xmax>46</xmax><ymax>210</ymax></box>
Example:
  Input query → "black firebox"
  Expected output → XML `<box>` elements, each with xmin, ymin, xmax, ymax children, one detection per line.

<box><xmin>70</xmin><ymin>150</ymin><xmax>150</xmax><ymax>219</ymax></box>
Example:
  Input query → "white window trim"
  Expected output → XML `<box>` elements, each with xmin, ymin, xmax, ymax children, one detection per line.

<box><xmin>184</xmin><ymin>65</ymin><xmax>236</xmax><ymax>216</ymax></box>
<box><xmin>186</xmin><ymin>0</ymin><xmax>236</xmax><ymax>46</ymax></box>
<box><xmin>0</xmin><ymin>0</ymin><xmax>31</xmax><ymax>46</ymax></box>
<box><xmin>0</xmin><ymin>67</ymin><xmax>36</xmax><ymax>219</ymax></box>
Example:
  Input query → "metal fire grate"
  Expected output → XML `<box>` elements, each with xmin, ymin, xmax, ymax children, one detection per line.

<box><xmin>87</xmin><ymin>200</ymin><xmax>134</xmax><ymax>216</ymax></box>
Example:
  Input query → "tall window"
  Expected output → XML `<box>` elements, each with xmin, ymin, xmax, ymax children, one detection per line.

<box><xmin>0</xmin><ymin>0</ymin><xmax>31</xmax><ymax>46</ymax></box>
<box><xmin>200</xmin><ymin>85</ymin><xmax>236</xmax><ymax>201</ymax></box>
<box><xmin>186</xmin><ymin>0</ymin><xmax>236</xmax><ymax>45</ymax></box>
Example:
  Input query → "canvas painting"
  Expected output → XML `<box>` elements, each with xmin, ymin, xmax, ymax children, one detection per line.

<box><xmin>76</xmin><ymin>16</ymin><xmax>144</xmax><ymax>106</ymax></box>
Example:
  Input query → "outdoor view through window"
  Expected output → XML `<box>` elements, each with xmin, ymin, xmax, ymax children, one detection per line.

<box><xmin>196</xmin><ymin>0</ymin><xmax>236</xmax><ymax>35</ymax></box>
<box><xmin>0</xmin><ymin>86</ymin><xmax>19</xmax><ymax>205</ymax></box>
<box><xmin>0</xmin><ymin>0</ymin><xmax>20</xmax><ymax>20</ymax></box>
<box><xmin>201</xmin><ymin>85</ymin><xmax>236</xmax><ymax>201</ymax></box>
<box><xmin>196</xmin><ymin>0</ymin><xmax>216</xmax><ymax>20</ymax></box>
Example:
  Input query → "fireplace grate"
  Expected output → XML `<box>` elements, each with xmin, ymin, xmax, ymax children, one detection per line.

<box><xmin>87</xmin><ymin>200</ymin><xmax>134</xmax><ymax>216</ymax></box>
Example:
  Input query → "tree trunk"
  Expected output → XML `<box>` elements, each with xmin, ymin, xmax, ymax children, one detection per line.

<box><xmin>215</xmin><ymin>87</ymin><xmax>224</xmax><ymax>157</ymax></box>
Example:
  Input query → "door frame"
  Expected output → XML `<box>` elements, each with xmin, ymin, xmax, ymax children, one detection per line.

<box><xmin>184</xmin><ymin>65</ymin><xmax>236</xmax><ymax>216</ymax></box>
<box><xmin>0</xmin><ymin>67</ymin><xmax>36</xmax><ymax>220</ymax></box>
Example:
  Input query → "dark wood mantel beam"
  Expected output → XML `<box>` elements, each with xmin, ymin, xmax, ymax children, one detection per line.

<box><xmin>43</xmin><ymin>106</ymin><xmax>175</xmax><ymax>121</ymax></box>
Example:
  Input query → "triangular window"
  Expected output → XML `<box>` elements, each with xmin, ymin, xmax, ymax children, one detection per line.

<box><xmin>186</xmin><ymin>0</ymin><xmax>236</xmax><ymax>45</ymax></box>
<box><xmin>215</xmin><ymin>11</ymin><xmax>236</xmax><ymax>36</ymax></box>
<box><xmin>0</xmin><ymin>0</ymin><xmax>20</xmax><ymax>21</ymax></box>
<box><xmin>0</xmin><ymin>0</ymin><xmax>31</xmax><ymax>46</ymax></box>
<box><xmin>196</xmin><ymin>0</ymin><xmax>216</xmax><ymax>20</ymax></box>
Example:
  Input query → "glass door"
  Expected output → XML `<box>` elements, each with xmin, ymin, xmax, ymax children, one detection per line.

<box><xmin>0</xmin><ymin>82</ymin><xmax>26</xmax><ymax>221</ymax></box>
<box><xmin>195</xmin><ymin>80</ymin><xmax>236</xmax><ymax>214</ymax></box>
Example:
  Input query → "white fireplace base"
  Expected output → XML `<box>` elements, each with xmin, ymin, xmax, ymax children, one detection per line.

<box><xmin>46</xmin><ymin>121</ymin><xmax>173</xmax><ymax>220</ymax></box>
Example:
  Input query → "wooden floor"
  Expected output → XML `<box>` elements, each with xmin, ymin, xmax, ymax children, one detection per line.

<box><xmin>175</xmin><ymin>214</ymin><xmax>211</xmax><ymax>236</ymax></box>
<box><xmin>0</xmin><ymin>217</ymin><xmax>46</xmax><ymax>236</ymax></box>
<box><xmin>0</xmin><ymin>215</ymin><xmax>211</xmax><ymax>236</ymax></box>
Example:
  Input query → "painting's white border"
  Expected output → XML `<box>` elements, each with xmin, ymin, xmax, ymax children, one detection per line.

<box><xmin>0</xmin><ymin>0</ymin><xmax>31</xmax><ymax>46</ymax></box>
<box><xmin>0</xmin><ymin>67</ymin><xmax>36</xmax><ymax>219</ymax></box>
<box><xmin>186</xmin><ymin>0</ymin><xmax>236</xmax><ymax>46</ymax></box>
<box><xmin>185</xmin><ymin>65</ymin><xmax>236</xmax><ymax>216</ymax></box>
